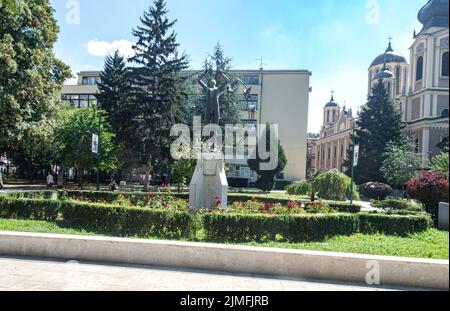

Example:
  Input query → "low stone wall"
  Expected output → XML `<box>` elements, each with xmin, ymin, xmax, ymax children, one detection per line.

<box><xmin>0</xmin><ymin>231</ymin><xmax>448</xmax><ymax>290</ymax></box>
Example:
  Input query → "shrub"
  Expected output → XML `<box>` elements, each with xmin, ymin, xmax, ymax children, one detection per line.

<box><xmin>406</xmin><ymin>171</ymin><xmax>449</xmax><ymax>222</ymax></box>
<box><xmin>0</xmin><ymin>196</ymin><xmax>59</xmax><ymax>221</ymax></box>
<box><xmin>327</xmin><ymin>202</ymin><xmax>361</xmax><ymax>213</ymax></box>
<box><xmin>372</xmin><ymin>199</ymin><xmax>422</xmax><ymax>212</ymax></box>
<box><xmin>363</xmin><ymin>182</ymin><xmax>392</xmax><ymax>200</ymax></box>
<box><xmin>430</xmin><ymin>151</ymin><xmax>449</xmax><ymax>175</ymax></box>
<box><xmin>203</xmin><ymin>213</ymin><xmax>359</xmax><ymax>242</ymax></box>
<box><xmin>285</xmin><ymin>180</ymin><xmax>311</xmax><ymax>195</ymax></box>
<box><xmin>359</xmin><ymin>213</ymin><xmax>431</xmax><ymax>236</ymax></box>
<box><xmin>312</xmin><ymin>171</ymin><xmax>359</xmax><ymax>201</ymax></box>
<box><xmin>60</xmin><ymin>201</ymin><xmax>196</xmax><ymax>239</ymax></box>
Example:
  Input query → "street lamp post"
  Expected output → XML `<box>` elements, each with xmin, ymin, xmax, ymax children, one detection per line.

<box><xmin>350</xmin><ymin>123</ymin><xmax>356</xmax><ymax>204</ymax></box>
<box><xmin>96</xmin><ymin>112</ymin><xmax>102</xmax><ymax>191</ymax></box>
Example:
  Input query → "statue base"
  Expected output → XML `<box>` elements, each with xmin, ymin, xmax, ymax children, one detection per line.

<box><xmin>189</xmin><ymin>152</ymin><xmax>228</xmax><ymax>210</ymax></box>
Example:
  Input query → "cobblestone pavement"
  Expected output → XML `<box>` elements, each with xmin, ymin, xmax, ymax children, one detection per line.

<box><xmin>0</xmin><ymin>256</ymin><xmax>424</xmax><ymax>291</ymax></box>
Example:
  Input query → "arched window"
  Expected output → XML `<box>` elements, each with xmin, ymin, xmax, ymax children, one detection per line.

<box><xmin>442</xmin><ymin>52</ymin><xmax>449</xmax><ymax>77</ymax></box>
<box><xmin>442</xmin><ymin>109</ymin><xmax>449</xmax><ymax>118</ymax></box>
<box><xmin>415</xmin><ymin>137</ymin><xmax>420</xmax><ymax>153</ymax></box>
<box><xmin>416</xmin><ymin>56</ymin><xmax>424</xmax><ymax>81</ymax></box>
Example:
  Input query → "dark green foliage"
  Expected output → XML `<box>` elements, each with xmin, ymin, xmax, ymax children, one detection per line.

<box><xmin>345</xmin><ymin>80</ymin><xmax>406</xmax><ymax>184</ymax></box>
<box><xmin>248</xmin><ymin>123</ymin><xmax>287</xmax><ymax>192</ymax></box>
<box><xmin>60</xmin><ymin>201</ymin><xmax>195</xmax><ymax>239</ymax></box>
<box><xmin>285</xmin><ymin>181</ymin><xmax>311</xmax><ymax>195</ymax></box>
<box><xmin>128</xmin><ymin>0</ymin><xmax>189</xmax><ymax>191</ymax></box>
<box><xmin>363</xmin><ymin>182</ymin><xmax>393</xmax><ymax>200</ymax></box>
<box><xmin>359</xmin><ymin>213</ymin><xmax>431</xmax><ymax>236</ymax></box>
<box><xmin>0</xmin><ymin>196</ymin><xmax>59</xmax><ymax>221</ymax></box>
<box><xmin>0</xmin><ymin>191</ymin><xmax>431</xmax><ymax>242</ymax></box>
<box><xmin>97</xmin><ymin>51</ymin><xmax>140</xmax><ymax>170</ymax></box>
<box><xmin>203</xmin><ymin>213</ymin><xmax>359</xmax><ymax>242</ymax></box>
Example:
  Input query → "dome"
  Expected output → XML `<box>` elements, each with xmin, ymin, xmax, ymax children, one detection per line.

<box><xmin>325</xmin><ymin>95</ymin><xmax>338</xmax><ymax>108</ymax></box>
<box><xmin>370</xmin><ymin>43</ymin><xmax>407</xmax><ymax>67</ymax></box>
<box><xmin>418</xmin><ymin>0</ymin><xmax>449</xmax><ymax>34</ymax></box>
<box><xmin>374</xmin><ymin>68</ymin><xmax>395</xmax><ymax>80</ymax></box>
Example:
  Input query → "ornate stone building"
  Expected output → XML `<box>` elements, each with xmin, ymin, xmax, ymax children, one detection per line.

<box><xmin>400</xmin><ymin>0</ymin><xmax>449</xmax><ymax>165</ymax></box>
<box><xmin>313</xmin><ymin>94</ymin><xmax>355</xmax><ymax>173</ymax></box>
<box><xmin>312</xmin><ymin>0</ymin><xmax>449</xmax><ymax>175</ymax></box>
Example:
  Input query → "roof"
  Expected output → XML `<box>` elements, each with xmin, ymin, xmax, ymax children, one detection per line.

<box><xmin>417</xmin><ymin>0</ymin><xmax>449</xmax><ymax>34</ymax></box>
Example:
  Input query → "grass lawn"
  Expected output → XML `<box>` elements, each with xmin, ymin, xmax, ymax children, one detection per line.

<box><xmin>0</xmin><ymin>218</ymin><xmax>448</xmax><ymax>260</ymax></box>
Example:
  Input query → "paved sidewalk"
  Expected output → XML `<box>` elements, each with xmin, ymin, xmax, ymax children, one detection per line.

<box><xmin>0</xmin><ymin>256</ymin><xmax>424</xmax><ymax>291</ymax></box>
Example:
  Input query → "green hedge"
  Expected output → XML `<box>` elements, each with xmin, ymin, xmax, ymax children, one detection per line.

<box><xmin>0</xmin><ymin>192</ymin><xmax>432</xmax><ymax>242</ymax></box>
<box><xmin>0</xmin><ymin>196</ymin><xmax>59</xmax><ymax>221</ymax></box>
<box><xmin>60</xmin><ymin>201</ymin><xmax>196</xmax><ymax>239</ymax></box>
<box><xmin>203</xmin><ymin>213</ymin><xmax>359</xmax><ymax>242</ymax></box>
<box><xmin>359</xmin><ymin>213</ymin><xmax>432</xmax><ymax>236</ymax></box>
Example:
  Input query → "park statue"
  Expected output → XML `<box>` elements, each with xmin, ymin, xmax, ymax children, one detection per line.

<box><xmin>197</xmin><ymin>69</ymin><xmax>252</xmax><ymax>125</ymax></box>
<box><xmin>197</xmin><ymin>69</ymin><xmax>232</xmax><ymax>125</ymax></box>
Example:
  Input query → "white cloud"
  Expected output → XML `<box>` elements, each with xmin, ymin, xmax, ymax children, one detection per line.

<box><xmin>85</xmin><ymin>39</ymin><xmax>135</xmax><ymax>58</ymax></box>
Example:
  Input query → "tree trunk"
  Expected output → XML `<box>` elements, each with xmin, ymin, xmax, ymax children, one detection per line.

<box><xmin>78</xmin><ymin>168</ymin><xmax>83</xmax><ymax>189</ymax></box>
<box><xmin>57</xmin><ymin>164</ymin><xmax>65</xmax><ymax>188</ymax></box>
<box><xmin>0</xmin><ymin>170</ymin><xmax>4</xmax><ymax>189</ymax></box>
<box><xmin>143</xmin><ymin>158</ymin><xmax>152</xmax><ymax>192</ymax></box>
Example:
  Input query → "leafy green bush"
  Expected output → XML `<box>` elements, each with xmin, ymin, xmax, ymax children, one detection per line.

<box><xmin>285</xmin><ymin>180</ymin><xmax>311</xmax><ymax>195</ymax></box>
<box><xmin>60</xmin><ymin>201</ymin><xmax>196</xmax><ymax>239</ymax></box>
<box><xmin>327</xmin><ymin>202</ymin><xmax>362</xmax><ymax>213</ymax></box>
<box><xmin>312</xmin><ymin>171</ymin><xmax>359</xmax><ymax>201</ymax></box>
<box><xmin>359</xmin><ymin>213</ymin><xmax>431</xmax><ymax>236</ymax></box>
<box><xmin>0</xmin><ymin>196</ymin><xmax>59</xmax><ymax>221</ymax></box>
<box><xmin>430</xmin><ymin>151</ymin><xmax>449</xmax><ymax>175</ymax></box>
<box><xmin>203</xmin><ymin>213</ymin><xmax>359</xmax><ymax>242</ymax></box>
<box><xmin>372</xmin><ymin>199</ymin><xmax>422</xmax><ymax>212</ymax></box>
<box><xmin>363</xmin><ymin>182</ymin><xmax>392</xmax><ymax>200</ymax></box>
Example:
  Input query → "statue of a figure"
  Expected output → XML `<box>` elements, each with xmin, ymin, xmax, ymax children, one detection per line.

<box><xmin>197</xmin><ymin>69</ymin><xmax>232</xmax><ymax>125</ymax></box>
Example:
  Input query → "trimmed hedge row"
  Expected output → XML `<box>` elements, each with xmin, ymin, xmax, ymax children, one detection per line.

<box><xmin>358</xmin><ymin>213</ymin><xmax>432</xmax><ymax>236</ymax></box>
<box><xmin>60</xmin><ymin>201</ymin><xmax>196</xmax><ymax>239</ymax></box>
<box><xmin>203</xmin><ymin>213</ymin><xmax>359</xmax><ymax>242</ymax></box>
<box><xmin>0</xmin><ymin>192</ymin><xmax>431</xmax><ymax>242</ymax></box>
<box><xmin>0</xmin><ymin>196</ymin><xmax>59</xmax><ymax>221</ymax></box>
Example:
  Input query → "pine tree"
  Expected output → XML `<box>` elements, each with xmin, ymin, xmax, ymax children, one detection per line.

<box><xmin>346</xmin><ymin>80</ymin><xmax>406</xmax><ymax>184</ymax></box>
<box><xmin>97</xmin><ymin>51</ymin><xmax>139</xmax><ymax>172</ymax></box>
<box><xmin>128</xmin><ymin>0</ymin><xmax>189</xmax><ymax>191</ymax></box>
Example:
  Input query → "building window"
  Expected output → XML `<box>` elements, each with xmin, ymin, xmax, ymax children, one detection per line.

<box><xmin>334</xmin><ymin>146</ymin><xmax>337</xmax><ymax>159</ymax></box>
<box><xmin>328</xmin><ymin>148</ymin><xmax>331</xmax><ymax>160</ymax></box>
<box><xmin>414</xmin><ymin>137</ymin><xmax>420</xmax><ymax>153</ymax></box>
<box><xmin>240</xmin><ymin>75</ymin><xmax>260</xmax><ymax>85</ymax></box>
<box><xmin>442</xmin><ymin>109</ymin><xmax>449</xmax><ymax>118</ymax></box>
<box><xmin>340</xmin><ymin>145</ymin><xmax>344</xmax><ymax>158</ymax></box>
<box><xmin>62</xmin><ymin>94</ymin><xmax>98</xmax><ymax>108</ymax></box>
<box><xmin>416</xmin><ymin>56</ymin><xmax>423</xmax><ymax>81</ymax></box>
<box><xmin>442</xmin><ymin>52</ymin><xmax>449</xmax><ymax>77</ymax></box>
<box><xmin>238</xmin><ymin>94</ymin><xmax>258</xmax><ymax>111</ymax></box>
<box><xmin>82</xmin><ymin>76</ymin><xmax>99</xmax><ymax>85</ymax></box>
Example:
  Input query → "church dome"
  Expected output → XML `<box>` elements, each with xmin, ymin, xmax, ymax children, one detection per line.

<box><xmin>374</xmin><ymin>68</ymin><xmax>395</xmax><ymax>80</ymax></box>
<box><xmin>325</xmin><ymin>95</ymin><xmax>338</xmax><ymax>108</ymax></box>
<box><xmin>370</xmin><ymin>43</ymin><xmax>407</xmax><ymax>67</ymax></box>
<box><xmin>418</xmin><ymin>0</ymin><xmax>449</xmax><ymax>34</ymax></box>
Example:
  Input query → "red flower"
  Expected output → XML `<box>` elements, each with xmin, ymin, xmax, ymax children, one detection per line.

<box><xmin>214</xmin><ymin>197</ymin><xmax>221</xmax><ymax>206</ymax></box>
<box><xmin>208</xmin><ymin>209</ymin><xmax>213</xmax><ymax>213</ymax></box>
<box><xmin>147</xmin><ymin>193</ymin><xmax>154</xmax><ymax>198</ymax></box>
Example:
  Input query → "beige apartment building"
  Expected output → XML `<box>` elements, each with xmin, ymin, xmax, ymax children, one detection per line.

<box><xmin>62</xmin><ymin>69</ymin><xmax>312</xmax><ymax>185</ymax></box>
<box><xmin>312</xmin><ymin>0</ymin><xmax>449</xmax><ymax>174</ymax></box>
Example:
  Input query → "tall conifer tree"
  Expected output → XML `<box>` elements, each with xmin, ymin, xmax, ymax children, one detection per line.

<box><xmin>128</xmin><ymin>0</ymin><xmax>189</xmax><ymax>191</ymax></box>
<box><xmin>345</xmin><ymin>80</ymin><xmax>406</xmax><ymax>183</ymax></box>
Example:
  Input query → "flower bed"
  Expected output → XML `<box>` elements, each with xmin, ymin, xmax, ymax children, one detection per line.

<box><xmin>0</xmin><ymin>190</ymin><xmax>433</xmax><ymax>243</ymax></box>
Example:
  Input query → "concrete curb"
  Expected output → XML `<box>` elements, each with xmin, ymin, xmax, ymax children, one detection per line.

<box><xmin>0</xmin><ymin>231</ymin><xmax>448</xmax><ymax>290</ymax></box>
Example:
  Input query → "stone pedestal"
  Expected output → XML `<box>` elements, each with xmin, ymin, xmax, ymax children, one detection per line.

<box><xmin>189</xmin><ymin>152</ymin><xmax>228</xmax><ymax>210</ymax></box>
<box><xmin>439</xmin><ymin>202</ymin><xmax>449</xmax><ymax>231</ymax></box>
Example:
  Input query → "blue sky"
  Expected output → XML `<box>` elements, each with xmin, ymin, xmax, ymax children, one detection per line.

<box><xmin>50</xmin><ymin>0</ymin><xmax>426</xmax><ymax>132</ymax></box>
